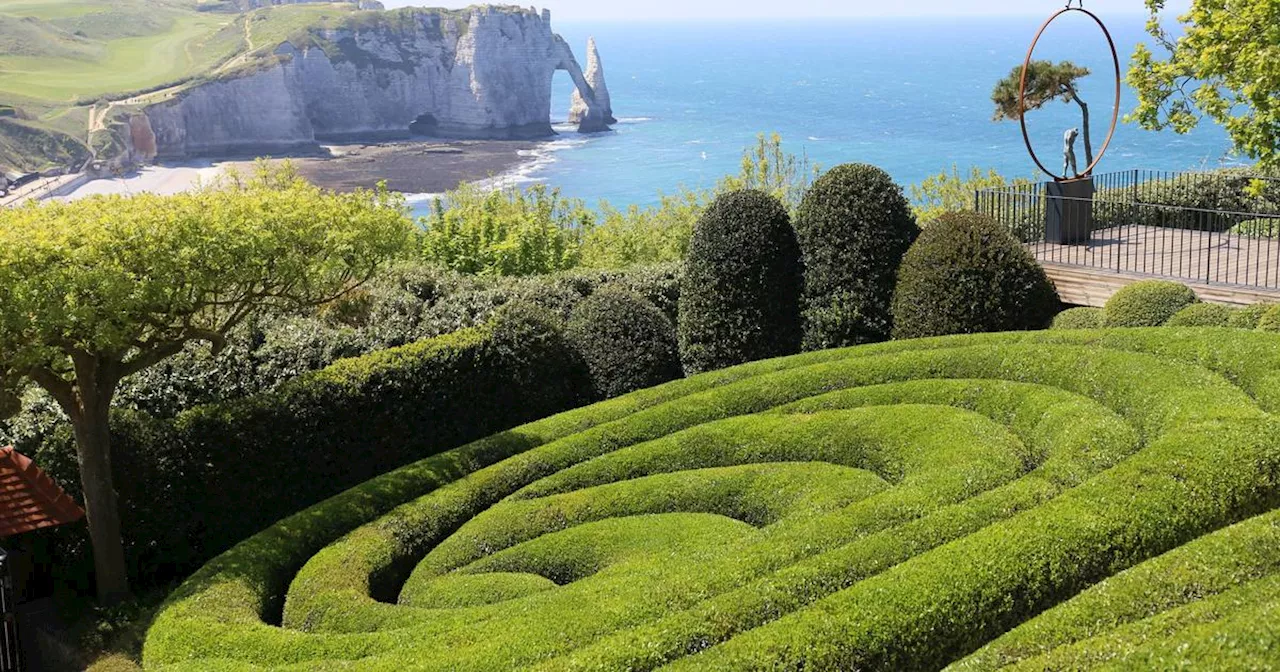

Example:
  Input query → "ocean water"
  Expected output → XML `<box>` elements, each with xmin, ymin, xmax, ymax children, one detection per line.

<box><xmin>411</xmin><ymin>14</ymin><xmax>1238</xmax><ymax>215</ymax></box>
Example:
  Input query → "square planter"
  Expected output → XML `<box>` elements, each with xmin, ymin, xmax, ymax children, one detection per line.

<box><xmin>1045</xmin><ymin>177</ymin><xmax>1095</xmax><ymax>245</ymax></box>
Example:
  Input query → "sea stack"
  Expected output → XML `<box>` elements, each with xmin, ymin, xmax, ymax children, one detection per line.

<box><xmin>570</xmin><ymin>37</ymin><xmax>617</xmax><ymax>127</ymax></box>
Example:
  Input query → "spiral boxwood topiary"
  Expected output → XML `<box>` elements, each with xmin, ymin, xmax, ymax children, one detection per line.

<box><xmin>567</xmin><ymin>288</ymin><xmax>683</xmax><ymax>400</ymax></box>
<box><xmin>677</xmin><ymin>189</ymin><xmax>803</xmax><ymax>374</ymax></box>
<box><xmin>891</xmin><ymin>211</ymin><xmax>1059</xmax><ymax>339</ymax></box>
<box><xmin>794</xmin><ymin>163</ymin><xmax>919</xmax><ymax>349</ymax></box>
<box><xmin>1052</xmin><ymin>307</ymin><xmax>1105</xmax><ymax>330</ymax></box>
<box><xmin>1103</xmin><ymin>280</ymin><xmax>1200</xmax><ymax>328</ymax></box>
<box><xmin>142</xmin><ymin>328</ymin><xmax>1280</xmax><ymax>671</ymax></box>
<box><xmin>1165</xmin><ymin>302</ymin><xmax>1235</xmax><ymax>327</ymax></box>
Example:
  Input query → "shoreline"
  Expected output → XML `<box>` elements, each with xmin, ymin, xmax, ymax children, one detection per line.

<box><xmin>53</xmin><ymin>137</ymin><xmax>553</xmax><ymax>204</ymax></box>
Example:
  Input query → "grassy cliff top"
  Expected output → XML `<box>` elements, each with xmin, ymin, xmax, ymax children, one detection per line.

<box><xmin>0</xmin><ymin>1</ymin><xmax>535</xmax><ymax>171</ymax></box>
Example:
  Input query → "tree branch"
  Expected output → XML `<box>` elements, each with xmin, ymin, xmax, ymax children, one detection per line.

<box><xmin>26</xmin><ymin>365</ymin><xmax>79</xmax><ymax>419</ymax></box>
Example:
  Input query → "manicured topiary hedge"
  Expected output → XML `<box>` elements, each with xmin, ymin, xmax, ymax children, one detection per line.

<box><xmin>1165</xmin><ymin>302</ymin><xmax>1234</xmax><ymax>327</ymax></box>
<box><xmin>795</xmin><ymin>163</ymin><xmax>919</xmax><ymax>349</ymax></box>
<box><xmin>1258</xmin><ymin>305</ymin><xmax>1280</xmax><ymax>332</ymax></box>
<box><xmin>678</xmin><ymin>189</ymin><xmax>803</xmax><ymax>374</ymax></box>
<box><xmin>891</xmin><ymin>210</ymin><xmax>1058</xmax><ymax>339</ymax></box>
<box><xmin>1052</xmin><ymin>307</ymin><xmax>1105</xmax><ymax>330</ymax></box>
<box><xmin>567</xmin><ymin>287</ymin><xmax>682</xmax><ymax>400</ymax></box>
<box><xmin>139</xmin><ymin>328</ymin><xmax>1280</xmax><ymax>670</ymax></box>
<box><xmin>1103</xmin><ymin>280</ymin><xmax>1200</xmax><ymax>327</ymax></box>
<box><xmin>34</xmin><ymin>302</ymin><xmax>590</xmax><ymax>592</ymax></box>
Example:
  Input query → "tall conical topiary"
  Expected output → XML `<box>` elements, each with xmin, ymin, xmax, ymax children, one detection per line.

<box><xmin>794</xmin><ymin>163</ymin><xmax>919</xmax><ymax>350</ymax></box>
<box><xmin>892</xmin><ymin>210</ymin><xmax>1060</xmax><ymax>339</ymax></box>
<box><xmin>678</xmin><ymin>189</ymin><xmax>804</xmax><ymax>374</ymax></box>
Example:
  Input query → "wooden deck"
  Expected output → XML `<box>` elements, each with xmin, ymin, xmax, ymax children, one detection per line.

<box><xmin>1031</xmin><ymin>224</ymin><xmax>1280</xmax><ymax>307</ymax></box>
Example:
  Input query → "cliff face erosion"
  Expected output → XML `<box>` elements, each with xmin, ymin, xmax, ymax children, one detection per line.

<box><xmin>131</xmin><ymin>6</ymin><xmax>612</xmax><ymax>160</ymax></box>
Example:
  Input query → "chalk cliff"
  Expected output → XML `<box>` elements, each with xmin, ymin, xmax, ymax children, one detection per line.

<box><xmin>129</xmin><ymin>6</ymin><xmax>612</xmax><ymax>160</ymax></box>
<box><xmin>570</xmin><ymin>37</ymin><xmax>615</xmax><ymax>126</ymax></box>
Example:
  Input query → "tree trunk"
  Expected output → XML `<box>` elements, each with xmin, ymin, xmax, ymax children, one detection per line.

<box><xmin>68</xmin><ymin>377</ymin><xmax>130</xmax><ymax>605</ymax></box>
<box><xmin>1069</xmin><ymin>87</ymin><xmax>1095</xmax><ymax>168</ymax></box>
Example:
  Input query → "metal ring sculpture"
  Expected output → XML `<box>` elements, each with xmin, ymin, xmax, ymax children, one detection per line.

<box><xmin>1019</xmin><ymin>5</ymin><xmax>1121</xmax><ymax>182</ymax></box>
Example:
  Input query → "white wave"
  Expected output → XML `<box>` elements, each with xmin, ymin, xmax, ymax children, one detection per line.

<box><xmin>807</xmin><ymin>136</ymin><xmax>823</xmax><ymax>142</ymax></box>
<box><xmin>615</xmin><ymin>116</ymin><xmax>654</xmax><ymax>124</ymax></box>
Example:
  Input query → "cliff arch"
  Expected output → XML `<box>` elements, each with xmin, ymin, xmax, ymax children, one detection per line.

<box><xmin>553</xmin><ymin>35</ymin><xmax>610</xmax><ymax>133</ymax></box>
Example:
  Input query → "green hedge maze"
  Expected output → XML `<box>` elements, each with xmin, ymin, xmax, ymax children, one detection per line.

<box><xmin>141</xmin><ymin>328</ymin><xmax>1280</xmax><ymax>670</ymax></box>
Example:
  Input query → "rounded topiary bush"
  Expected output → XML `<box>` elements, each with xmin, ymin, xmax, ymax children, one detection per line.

<box><xmin>1103</xmin><ymin>280</ymin><xmax>1199</xmax><ymax>328</ymax></box>
<box><xmin>891</xmin><ymin>211</ymin><xmax>1059</xmax><ymax>339</ymax></box>
<box><xmin>567</xmin><ymin>287</ymin><xmax>683</xmax><ymax>400</ymax></box>
<box><xmin>794</xmin><ymin>163</ymin><xmax>919</xmax><ymax>349</ymax></box>
<box><xmin>1231</xmin><ymin>303</ymin><xmax>1274</xmax><ymax>329</ymax></box>
<box><xmin>1257</xmin><ymin>305</ymin><xmax>1280</xmax><ymax>332</ymax></box>
<box><xmin>1051</xmin><ymin>307</ymin><xmax>1105</xmax><ymax>330</ymax></box>
<box><xmin>1165</xmin><ymin>302</ymin><xmax>1234</xmax><ymax>327</ymax></box>
<box><xmin>678</xmin><ymin>189</ymin><xmax>803</xmax><ymax>374</ymax></box>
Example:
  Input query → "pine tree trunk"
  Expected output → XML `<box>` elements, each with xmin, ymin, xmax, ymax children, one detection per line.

<box><xmin>69</xmin><ymin>383</ymin><xmax>130</xmax><ymax>605</ymax></box>
<box><xmin>1071</xmin><ymin>88</ymin><xmax>1095</xmax><ymax>168</ymax></box>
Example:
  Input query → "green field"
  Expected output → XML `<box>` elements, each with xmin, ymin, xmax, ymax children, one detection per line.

<box><xmin>0</xmin><ymin>0</ymin><xmax>362</xmax><ymax>170</ymax></box>
<box><xmin>140</xmin><ymin>327</ymin><xmax>1280</xmax><ymax>670</ymax></box>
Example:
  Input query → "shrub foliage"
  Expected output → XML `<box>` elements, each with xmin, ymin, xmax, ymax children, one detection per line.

<box><xmin>1104</xmin><ymin>280</ymin><xmax>1200</xmax><ymax>327</ymax></box>
<box><xmin>795</xmin><ymin>163</ymin><xmax>919</xmax><ymax>349</ymax></box>
<box><xmin>1052</xmin><ymin>307</ymin><xmax>1106</xmax><ymax>330</ymax></box>
<box><xmin>28</xmin><ymin>303</ymin><xmax>589</xmax><ymax>593</ymax></box>
<box><xmin>140</xmin><ymin>328</ymin><xmax>1280</xmax><ymax>671</ymax></box>
<box><xmin>1165</xmin><ymin>302</ymin><xmax>1235</xmax><ymax>327</ymax></box>
<box><xmin>567</xmin><ymin>288</ymin><xmax>683</xmax><ymax>400</ymax></box>
<box><xmin>677</xmin><ymin>189</ymin><xmax>804</xmax><ymax>374</ymax></box>
<box><xmin>891</xmin><ymin>211</ymin><xmax>1059</xmax><ymax>339</ymax></box>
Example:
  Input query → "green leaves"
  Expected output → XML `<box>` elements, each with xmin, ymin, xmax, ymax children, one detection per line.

<box><xmin>1129</xmin><ymin>0</ymin><xmax>1280</xmax><ymax>169</ymax></box>
<box><xmin>0</xmin><ymin>165</ymin><xmax>414</xmax><ymax>385</ymax></box>
<box><xmin>991</xmin><ymin>60</ymin><xmax>1091</xmax><ymax>121</ymax></box>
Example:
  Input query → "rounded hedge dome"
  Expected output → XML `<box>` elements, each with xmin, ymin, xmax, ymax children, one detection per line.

<box><xmin>678</xmin><ymin>189</ymin><xmax>804</xmax><ymax>374</ymax></box>
<box><xmin>1257</xmin><ymin>305</ymin><xmax>1280</xmax><ymax>332</ymax></box>
<box><xmin>794</xmin><ymin>163</ymin><xmax>918</xmax><ymax>349</ymax></box>
<box><xmin>1103</xmin><ymin>280</ymin><xmax>1199</xmax><ymax>328</ymax></box>
<box><xmin>1051</xmin><ymin>307</ymin><xmax>1105</xmax><ymax>330</ymax></box>
<box><xmin>1165</xmin><ymin>302</ymin><xmax>1234</xmax><ymax>327</ymax></box>
<box><xmin>891</xmin><ymin>210</ymin><xmax>1059</xmax><ymax>339</ymax></box>
<box><xmin>568</xmin><ymin>287</ymin><xmax>683</xmax><ymax>400</ymax></box>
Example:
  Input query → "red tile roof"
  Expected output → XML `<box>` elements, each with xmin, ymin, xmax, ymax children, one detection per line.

<box><xmin>0</xmin><ymin>446</ymin><xmax>84</xmax><ymax>538</ymax></box>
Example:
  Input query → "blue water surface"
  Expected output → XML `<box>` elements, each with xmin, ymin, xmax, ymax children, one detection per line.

<box><xmin>420</xmin><ymin>14</ymin><xmax>1237</xmax><ymax>213</ymax></box>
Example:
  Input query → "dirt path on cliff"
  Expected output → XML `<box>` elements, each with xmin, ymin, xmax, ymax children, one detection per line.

<box><xmin>85</xmin><ymin>15</ymin><xmax>256</xmax><ymax>143</ymax></box>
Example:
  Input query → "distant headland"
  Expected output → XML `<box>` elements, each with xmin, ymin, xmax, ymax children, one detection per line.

<box><xmin>0</xmin><ymin>1</ymin><xmax>613</xmax><ymax>181</ymax></box>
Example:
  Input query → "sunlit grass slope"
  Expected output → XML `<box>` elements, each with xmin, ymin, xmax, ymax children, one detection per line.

<box><xmin>141</xmin><ymin>328</ymin><xmax>1280</xmax><ymax>670</ymax></box>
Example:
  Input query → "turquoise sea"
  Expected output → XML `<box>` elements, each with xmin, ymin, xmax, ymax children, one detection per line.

<box><xmin>413</xmin><ymin>14</ymin><xmax>1237</xmax><ymax>214</ymax></box>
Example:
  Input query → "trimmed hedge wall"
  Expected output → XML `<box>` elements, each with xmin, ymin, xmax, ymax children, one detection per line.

<box><xmin>1103</xmin><ymin>280</ymin><xmax>1200</xmax><ymax>327</ymax></box>
<box><xmin>795</xmin><ymin>163</ymin><xmax>919</xmax><ymax>349</ymax></box>
<box><xmin>33</xmin><ymin>302</ymin><xmax>590</xmax><ymax>592</ymax></box>
<box><xmin>891</xmin><ymin>211</ymin><xmax>1058</xmax><ymax>339</ymax></box>
<box><xmin>567</xmin><ymin>288</ymin><xmax>682</xmax><ymax>400</ymax></box>
<box><xmin>140</xmin><ymin>328</ymin><xmax>1280</xmax><ymax>670</ymax></box>
<box><xmin>678</xmin><ymin>189</ymin><xmax>803</xmax><ymax>374</ymax></box>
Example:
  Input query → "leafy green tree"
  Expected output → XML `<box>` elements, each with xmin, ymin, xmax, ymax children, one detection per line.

<box><xmin>423</xmin><ymin>183</ymin><xmax>593</xmax><ymax>276</ymax></box>
<box><xmin>718</xmin><ymin>132</ymin><xmax>822</xmax><ymax>214</ymax></box>
<box><xmin>0</xmin><ymin>166</ymin><xmax>413</xmax><ymax>603</ymax></box>
<box><xmin>1129</xmin><ymin>0</ymin><xmax>1280</xmax><ymax>170</ymax></box>
<box><xmin>908</xmin><ymin>165</ymin><xmax>1036</xmax><ymax>223</ymax></box>
<box><xmin>580</xmin><ymin>190</ymin><xmax>707</xmax><ymax>268</ymax></box>
<box><xmin>992</xmin><ymin>60</ymin><xmax>1096</xmax><ymax>166</ymax></box>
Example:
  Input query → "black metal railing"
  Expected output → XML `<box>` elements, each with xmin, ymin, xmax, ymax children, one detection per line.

<box><xmin>977</xmin><ymin>169</ymin><xmax>1280</xmax><ymax>290</ymax></box>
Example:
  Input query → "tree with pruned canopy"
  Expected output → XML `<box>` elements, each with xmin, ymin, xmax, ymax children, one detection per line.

<box><xmin>992</xmin><ymin>60</ymin><xmax>1096</xmax><ymax>168</ymax></box>
<box><xmin>0</xmin><ymin>165</ymin><xmax>413</xmax><ymax>604</ymax></box>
